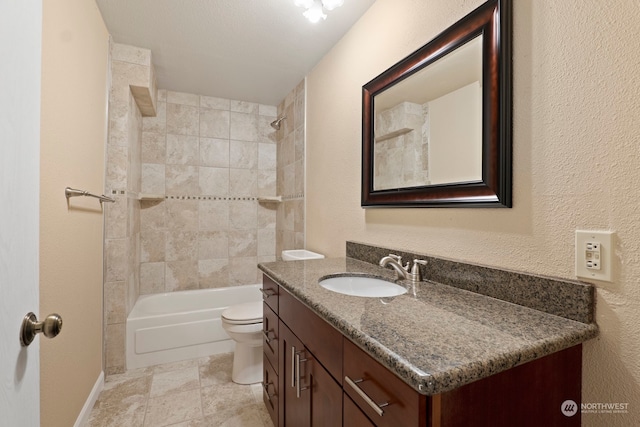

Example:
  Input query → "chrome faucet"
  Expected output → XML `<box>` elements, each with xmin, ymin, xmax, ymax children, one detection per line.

<box><xmin>379</xmin><ymin>254</ymin><xmax>428</xmax><ymax>283</ymax></box>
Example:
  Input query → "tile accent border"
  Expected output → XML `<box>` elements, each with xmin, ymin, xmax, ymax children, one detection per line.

<box><xmin>346</xmin><ymin>241</ymin><xmax>595</xmax><ymax>324</ymax></box>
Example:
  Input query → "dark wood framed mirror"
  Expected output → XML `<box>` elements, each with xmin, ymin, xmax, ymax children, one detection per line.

<box><xmin>361</xmin><ymin>0</ymin><xmax>511</xmax><ymax>207</ymax></box>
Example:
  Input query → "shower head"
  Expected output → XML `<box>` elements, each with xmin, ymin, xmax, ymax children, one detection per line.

<box><xmin>270</xmin><ymin>116</ymin><xmax>286</xmax><ymax>130</ymax></box>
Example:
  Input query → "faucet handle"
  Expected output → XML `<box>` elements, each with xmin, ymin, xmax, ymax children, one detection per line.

<box><xmin>388</xmin><ymin>253</ymin><xmax>408</xmax><ymax>268</ymax></box>
<box><xmin>410</xmin><ymin>259</ymin><xmax>428</xmax><ymax>281</ymax></box>
<box><xmin>388</xmin><ymin>254</ymin><xmax>402</xmax><ymax>262</ymax></box>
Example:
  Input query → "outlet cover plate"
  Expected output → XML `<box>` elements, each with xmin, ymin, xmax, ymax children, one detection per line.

<box><xmin>575</xmin><ymin>230</ymin><xmax>614</xmax><ymax>282</ymax></box>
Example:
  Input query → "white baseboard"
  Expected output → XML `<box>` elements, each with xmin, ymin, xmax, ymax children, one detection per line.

<box><xmin>74</xmin><ymin>370</ymin><xmax>104</xmax><ymax>427</ymax></box>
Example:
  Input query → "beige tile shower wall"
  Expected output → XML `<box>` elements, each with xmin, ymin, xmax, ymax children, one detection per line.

<box><xmin>139</xmin><ymin>90</ymin><xmax>278</xmax><ymax>293</ymax></box>
<box><xmin>374</xmin><ymin>101</ymin><xmax>427</xmax><ymax>190</ymax></box>
<box><xmin>276</xmin><ymin>80</ymin><xmax>306</xmax><ymax>257</ymax></box>
<box><xmin>104</xmin><ymin>43</ymin><xmax>152</xmax><ymax>375</ymax></box>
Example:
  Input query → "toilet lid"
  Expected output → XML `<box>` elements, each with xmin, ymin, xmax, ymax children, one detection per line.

<box><xmin>222</xmin><ymin>301</ymin><xmax>263</xmax><ymax>325</ymax></box>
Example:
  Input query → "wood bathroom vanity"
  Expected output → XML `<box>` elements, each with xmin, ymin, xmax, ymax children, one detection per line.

<box><xmin>259</xmin><ymin>257</ymin><xmax>597</xmax><ymax>427</ymax></box>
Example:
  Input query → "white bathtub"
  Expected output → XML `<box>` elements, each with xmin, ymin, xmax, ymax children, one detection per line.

<box><xmin>126</xmin><ymin>285</ymin><xmax>262</xmax><ymax>370</ymax></box>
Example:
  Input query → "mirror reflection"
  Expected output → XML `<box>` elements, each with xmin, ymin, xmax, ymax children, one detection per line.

<box><xmin>373</xmin><ymin>35</ymin><xmax>483</xmax><ymax>191</ymax></box>
<box><xmin>362</xmin><ymin>0</ymin><xmax>511</xmax><ymax>208</ymax></box>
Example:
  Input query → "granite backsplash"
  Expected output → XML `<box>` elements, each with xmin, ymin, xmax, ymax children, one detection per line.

<box><xmin>346</xmin><ymin>241</ymin><xmax>595</xmax><ymax>324</ymax></box>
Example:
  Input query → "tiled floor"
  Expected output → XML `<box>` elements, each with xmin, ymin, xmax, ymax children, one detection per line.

<box><xmin>87</xmin><ymin>353</ymin><xmax>273</xmax><ymax>427</ymax></box>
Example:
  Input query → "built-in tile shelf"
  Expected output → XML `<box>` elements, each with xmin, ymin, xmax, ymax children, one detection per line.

<box><xmin>257</xmin><ymin>196</ymin><xmax>282</xmax><ymax>204</ymax></box>
<box><xmin>137</xmin><ymin>193</ymin><xmax>165</xmax><ymax>201</ymax></box>
<box><xmin>375</xmin><ymin>127</ymin><xmax>413</xmax><ymax>143</ymax></box>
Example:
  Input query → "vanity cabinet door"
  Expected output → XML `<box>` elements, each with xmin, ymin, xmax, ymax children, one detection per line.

<box><xmin>278</xmin><ymin>285</ymin><xmax>343</xmax><ymax>382</ymax></box>
<box><xmin>344</xmin><ymin>394</ymin><xmax>376</xmax><ymax>427</ymax></box>
<box><xmin>279</xmin><ymin>320</ymin><xmax>342</xmax><ymax>427</ymax></box>
<box><xmin>280</xmin><ymin>321</ymin><xmax>309</xmax><ymax>426</ymax></box>
<box><xmin>263</xmin><ymin>302</ymin><xmax>279</xmax><ymax>374</ymax></box>
<box><xmin>309</xmin><ymin>350</ymin><xmax>342</xmax><ymax>426</ymax></box>
<box><xmin>263</xmin><ymin>353</ymin><xmax>278</xmax><ymax>427</ymax></box>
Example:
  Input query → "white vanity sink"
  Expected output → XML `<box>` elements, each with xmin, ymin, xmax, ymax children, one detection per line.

<box><xmin>319</xmin><ymin>276</ymin><xmax>407</xmax><ymax>298</ymax></box>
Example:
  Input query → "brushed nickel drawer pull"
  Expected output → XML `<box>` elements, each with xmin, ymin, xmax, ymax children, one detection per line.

<box><xmin>262</xmin><ymin>381</ymin><xmax>274</xmax><ymax>402</ymax></box>
<box><xmin>262</xmin><ymin>329</ymin><xmax>275</xmax><ymax>343</ymax></box>
<box><xmin>291</xmin><ymin>346</ymin><xmax>297</xmax><ymax>388</ymax></box>
<box><xmin>260</xmin><ymin>288</ymin><xmax>276</xmax><ymax>298</ymax></box>
<box><xmin>295</xmin><ymin>352</ymin><xmax>308</xmax><ymax>398</ymax></box>
<box><xmin>345</xmin><ymin>376</ymin><xmax>388</xmax><ymax>417</ymax></box>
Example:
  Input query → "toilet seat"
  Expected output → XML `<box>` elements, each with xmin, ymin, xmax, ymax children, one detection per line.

<box><xmin>222</xmin><ymin>301</ymin><xmax>262</xmax><ymax>325</ymax></box>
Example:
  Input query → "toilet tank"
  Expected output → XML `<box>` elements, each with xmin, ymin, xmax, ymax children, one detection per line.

<box><xmin>281</xmin><ymin>250</ymin><xmax>325</xmax><ymax>261</ymax></box>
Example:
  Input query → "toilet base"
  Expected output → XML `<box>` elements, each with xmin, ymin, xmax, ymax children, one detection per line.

<box><xmin>231</xmin><ymin>342</ymin><xmax>263</xmax><ymax>384</ymax></box>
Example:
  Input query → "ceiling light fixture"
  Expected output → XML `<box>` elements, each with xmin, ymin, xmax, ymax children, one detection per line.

<box><xmin>296</xmin><ymin>0</ymin><xmax>345</xmax><ymax>23</ymax></box>
<box><xmin>321</xmin><ymin>0</ymin><xmax>345</xmax><ymax>11</ymax></box>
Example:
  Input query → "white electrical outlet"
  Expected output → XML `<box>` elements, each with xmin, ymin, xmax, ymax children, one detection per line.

<box><xmin>575</xmin><ymin>230</ymin><xmax>614</xmax><ymax>282</ymax></box>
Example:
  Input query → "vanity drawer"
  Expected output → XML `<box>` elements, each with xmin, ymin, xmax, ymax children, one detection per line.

<box><xmin>344</xmin><ymin>393</ymin><xmax>376</xmax><ymax>427</ymax></box>
<box><xmin>263</xmin><ymin>302</ymin><xmax>279</xmax><ymax>373</ymax></box>
<box><xmin>278</xmin><ymin>286</ymin><xmax>343</xmax><ymax>382</ymax></box>
<box><xmin>262</xmin><ymin>352</ymin><xmax>278</xmax><ymax>427</ymax></box>
<box><xmin>343</xmin><ymin>338</ymin><xmax>427</xmax><ymax>427</ymax></box>
<box><xmin>262</xmin><ymin>275</ymin><xmax>279</xmax><ymax>314</ymax></box>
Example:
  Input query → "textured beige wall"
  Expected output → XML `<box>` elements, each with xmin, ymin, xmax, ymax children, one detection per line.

<box><xmin>40</xmin><ymin>0</ymin><xmax>109</xmax><ymax>425</ymax></box>
<box><xmin>306</xmin><ymin>0</ymin><xmax>640</xmax><ymax>425</ymax></box>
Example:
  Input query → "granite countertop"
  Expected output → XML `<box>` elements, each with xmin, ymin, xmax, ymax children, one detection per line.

<box><xmin>258</xmin><ymin>257</ymin><xmax>598</xmax><ymax>396</ymax></box>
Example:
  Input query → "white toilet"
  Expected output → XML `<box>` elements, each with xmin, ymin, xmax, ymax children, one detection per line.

<box><xmin>221</xmin><ymin>300</ymin><xmax>263</xmax><ymax>384</ymax></box>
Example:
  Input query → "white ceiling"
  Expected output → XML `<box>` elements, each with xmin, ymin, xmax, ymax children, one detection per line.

<box><xmin>95</xmin><ymin>0</ymin><xmax>376</xmax><ymax>106</ymax></box>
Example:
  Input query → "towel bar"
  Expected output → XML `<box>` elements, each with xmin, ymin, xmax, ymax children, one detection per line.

<box><xmin>65</xmin><ymin>187</ymin><xmax>115</xmax><ymax>203</ymax></box>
